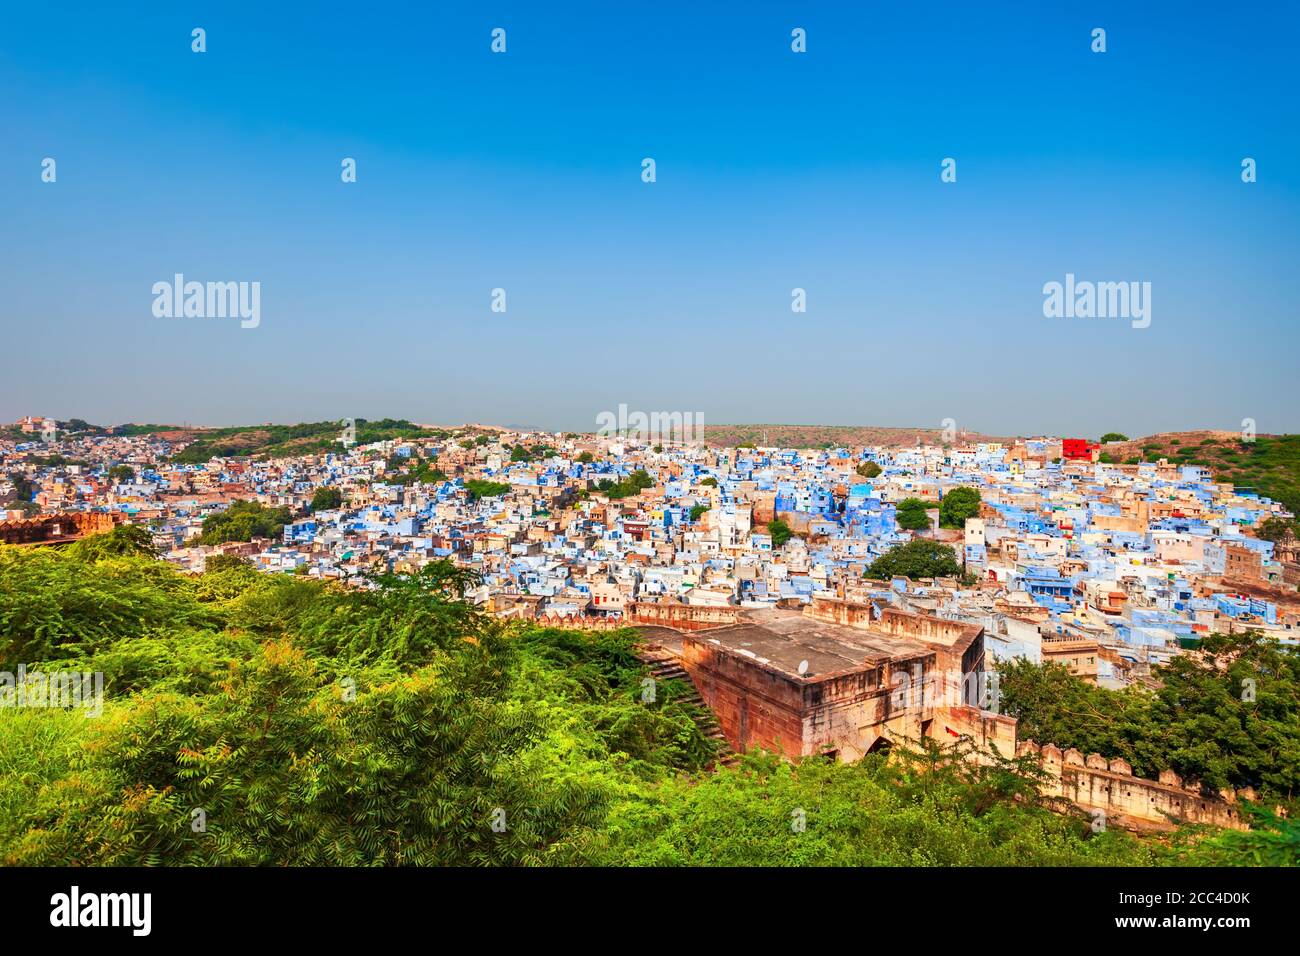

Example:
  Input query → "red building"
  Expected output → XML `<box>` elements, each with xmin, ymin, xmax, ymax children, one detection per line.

<box><xmin>1061</xmin><ymin>438</ymin><xmax>1098</xmax><ymax>461</ymax></box>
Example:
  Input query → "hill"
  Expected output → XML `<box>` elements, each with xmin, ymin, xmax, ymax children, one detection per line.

<box><xmin>699</xmin><ymin>424</ymin><xmax>1014</xmax><ymax>449</ymax></box>
<box><xmin>1110</xmin><ymin>432</ymin><xmax>1300</xmax><ymax>513</ymax></box>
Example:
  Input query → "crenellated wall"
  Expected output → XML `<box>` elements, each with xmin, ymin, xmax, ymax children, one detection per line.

<box><xmin>627</xmin><ymin>601</ymin><xmax>739</xmax><ymax>630</ymax></box>
<box><xmin>0</xmin><ymin>512</ymin><xmax>118</xmax><ymax>546</ymax></box>
<box><xmin>1016</xmin><ymin>741</ymin><xmax>1248</xmax><ymax>830</ymax></box>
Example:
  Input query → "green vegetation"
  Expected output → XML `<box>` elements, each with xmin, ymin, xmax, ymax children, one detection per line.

<box><xmin>588</xmin><ymin>740</ymin><xmax>1166</xmax><ymax>866</ymax></box>
<box><xmin>597</xmin><ymin>470</ymin><xmax>654</xmax><ymax>500</ymax></box>
<box><xmin>938</xmin><ymin>487</ymin><xmax>981</xmax><ymax>529</ymax></box>
<box><xmin>855</xmin><ymin>461</ymin><xmax>882</xmax><ymax>479</ymax></box>
<box><xmin>1100</xmin><ymin>432</ymin><xmax>1129</xmax><ymax>443</ymax></box>
<box><xmin>386</xmin><ymin>458</ymin><xmax>447</xmax><ymax>487</ymax></box>
<box><xmin>577</xmin><ymin>451</ymin><xmax>595</xmax><ymax>464</ymax></box>
<box><xmin>998</xmin><ymin>632</ymin><xmax>1300</xmax><ymax>800</ymax></box>
<box><xmin>0</xmin><ymin>530</ymin><xmax>1289</xmax><ymax>865</ymax></box>
<box><xmin>689</xmin><ymin>504</ymin><xmax>710</xmax><ymax>522</ymax></box>
<box><xmin>311</xmin><ymin>487</ymin><xmax>344</xmax><ymax>511</ymax></box>
<box><xmin>464</xmin><ymin>479</ymin><xmax>511</xmax><ymax>501</ymax></box>
<box><xmin>895</xmin><ymin>497</ymin><xmax>931</xmax><ymax>532</ymax></box>
<box><xmin>866</xmin><ymin>539</ymin><xmax>961</xmax><ymax>580</ymax></box>
<box><xmin>1256</xmin><ymin>515</ymin><xmax>1299</xmax><ymax>544</ymax></box>
<box><xmin>107</xmin><ymin>464</ymin><xmax>136</xmax><ymax>483</ymax></box>
<box><xmin>0</xmin><ymin>541</ymin><xmax>716</xmax><ymax>865</ymax></box>
<box><xmin>171</xmin><ymin>419</ymin><xmax>425</xmax><ymax>464</ymax></box>
<box><xmin>701</xmin><ymin>476</ymin><xmax>718</xmax><ymax>487</ymax></box>
<box><xmin>768</xmin><ymin>518</ymin><xmax>794</xmax><ymax>548</ymax></box>
<box><xmin>194</xmin><ymin>500</ymin><xmax>292</xmax><ymax>545</ymax></box>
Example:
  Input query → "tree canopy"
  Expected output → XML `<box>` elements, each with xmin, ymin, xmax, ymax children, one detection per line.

<box><xmin>895</xmin><ymin>497</ymin><xmax>931</xmax><ymax>531</ymax></box>
<box><xmin>866</xmin><ymin>539</ymin><xmax>961</xmax><ymax>580</ymax></box>
<box><xmin>194</xmin><ymin>500</ymin><xmax>292</xmax><ymax>545</ymax></box>
<box><xmin>939</xmin><ymin>487</ymin><xmax>981</xmax><ymax>529</ymax></box>
<box><xmin>998</xmin><ymin>631</ymin><xmax>1300</xmax><ymax>799</ymax></box>
<box><xmin>311</xmin><ymin>487</ymin><xmax>344</xmax><ymax>511</ymax></box>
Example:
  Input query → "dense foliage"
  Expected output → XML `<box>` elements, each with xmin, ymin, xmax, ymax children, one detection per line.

<box><xmin>0</xmin><ymin>530</ymin><xmax>1287</xmax><ymax>866</ymax></box>
<box><xmin>193</xmin><ymin>500</ymin><xmax>292</xmax><ymax>545</ymax></box>
<box><xmin>768</xmin><ymin>518</ymin><xmax>794</xmax><ymax>548</ymax></box>
<box><xmin>311</xmin><ymin>487</ymin><xmax>344</xmax><ymax>511</ymax></box>
<box><xmin>866</xmin><ymin>539</ymin><xmax>961</xmax><ymax>580</ymax></box>
<box><xmin>998</xmin><ymin>632</ymin><xmax>1300</xmax><ymax>799</ymax></box>
<box><xmin>895</xmin><ymin>497</ymin><xmax>931</xmax><ymax>531</ymax></box>
<box><xmin>938</xmin><ymin>486</ymin><xmax>981</xmax><ymax>529</ymax></box>
<box><xmin>464</xmin><ymin>479</ymin><xmax>511</xmax><ymax>501</ymax></box>
<box><xmin>597</xmin><ymin>470</ymin><xmax>654</xmax><ymax>500</ymax></box>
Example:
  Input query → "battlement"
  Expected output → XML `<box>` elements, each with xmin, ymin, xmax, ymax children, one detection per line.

<box><xmin>1017</xmin><ymin>740</ymin><xmax>1249</xmax><ymax>830</ymax></box>
<box><xmin>0</xmin><ymin>512</ymin><xmax>118</xmax><ymax>546</ymax></box>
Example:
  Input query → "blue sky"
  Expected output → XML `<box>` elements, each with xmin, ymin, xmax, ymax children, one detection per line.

<box><xmin>2</xmin><ymin>1</ymin><xmax>1297</xmax><ymax>437</ymax></box>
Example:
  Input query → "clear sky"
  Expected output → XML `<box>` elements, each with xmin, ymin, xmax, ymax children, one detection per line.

<box><xmin>2</xmin><ymin>1</ymin><xmax>1297</xmax><ymax>438</ymax></box>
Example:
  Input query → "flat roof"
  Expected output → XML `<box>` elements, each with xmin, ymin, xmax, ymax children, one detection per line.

<box><xmin>689</xmin><ymin>608</ymin><xmax>934</xmax><ymax>679</ymax></box>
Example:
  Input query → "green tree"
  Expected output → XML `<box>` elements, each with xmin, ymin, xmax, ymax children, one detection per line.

<box><xmin>107</xmin><ymin>464</ymin><xmax>135</xmax><ymax>483</ymax></box>
<box><xmin>311</xmin><ymin>487</ymin><xmax>344</xmax><ymax>511</ymax></box>
<box><xmin>866</xmin><ymin>539</ymin><xmax>961</xmax><ymax>580</ymax></box>
<box><xmin>464</xmin><ymin>479</ymin><xmax>511</xmax><ymax>501</ymax></box>
<box><xmin>1255</xmin><ymin>516</ymin><xmax>1298</xmax><ymax>544</ymax></box>
<box><xmin>195</xmin><ymin>501</ymin><xmax>292</xmax><ymax>545</ymax></box>
<box><xmin>1100</xmin><ymin>432</ymin><xmax>1129</xmax><ymax>443</ymax></box>
<box><xmin>895</xmin><ymin>497</ymin><xmax>931</xmax><ymax>532</ymax></box>
<box><xmin>939</xmin><ymin>487</ymin><xmax>981</xmax><ymax>529</ymax></box>
<box><xmin>855</xmin><ymin>461</ymin><xmax>882</xmax><ymax>479</ymax></box>
<box><xmin>998</xmin><ymin>631</ymin><xmax>1300</xmax><ymax>800</ymax></box>
<box><xmin>604</xmin><ymin>470</ymin><xmax>654</xmax><ymax>500</ymax></box>
<box><xmin>768</xmin><ymin>518</ymin><xmax>794</xmax><ymax>548</ymax></box>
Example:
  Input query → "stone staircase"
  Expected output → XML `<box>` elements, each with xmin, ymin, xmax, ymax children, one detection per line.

<box><xmin>637</xmin><ymin>645</ymin><xmax>739</xmax><ymax>768</ymax></box>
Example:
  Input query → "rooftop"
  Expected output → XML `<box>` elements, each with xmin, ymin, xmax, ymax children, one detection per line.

<box><xmin>691</xmin><ymin>607</ymin><xmax>934</xmax><ymax>679</ymax></box>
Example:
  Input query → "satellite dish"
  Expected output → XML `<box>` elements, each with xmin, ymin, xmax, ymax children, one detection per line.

<box><xmin>797</xmin><ymin>660</ymin><xmax>809</xmax><ymax>675</ymax></box>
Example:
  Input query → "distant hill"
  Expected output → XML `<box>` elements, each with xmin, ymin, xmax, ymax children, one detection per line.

<box><xmin>1108</xmin><ymin>431</ymin><xmax>1300</xmax><ymax>513</ymax></box>
<box><xmin>698</xmin><ymin>424</ymin><xmax>1014</xmax><ymax>449</ymax></box>
<box><xmin>167</xmin><ymin>419</ymin><xmax>438</xmax><ymax>463</ymax></box>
